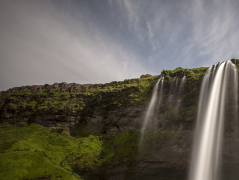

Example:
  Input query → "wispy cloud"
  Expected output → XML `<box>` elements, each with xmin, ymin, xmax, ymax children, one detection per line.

<box><xmin>117</xmin><ymin>0</ymin><xmax>239</xmax><ymax>68</ymax></box>
<box><xmin>1</xmin><ymin>0</ymin><xmax>239</xmax><ymax>90</ymax></box>
<box><xmin>188</xmin><ymin>0</ymin><xmax>239</xmax><ymax>65</ymax></box>
<box><xmin>146</xmin><ymin>22</ymin><xmax>156</xmax><ymax>51</ymax></box>
<box><xmin>0</xmin><ymin>0</ymin><xmax>146</xmax><ymax>90</ymax></box>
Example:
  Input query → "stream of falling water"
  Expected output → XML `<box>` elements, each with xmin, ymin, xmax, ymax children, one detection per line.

<box><xmin>177</xmin><ymin>73</ymin><xmax>187</xmax><ymax>109</ymax></box>
<box><xmin>178</xmin><ymin>73</ymin><xmax>186</xmax><ymax>96</ymax></box>
<box><xmin>189</xmin><ymin>61</ymin><xmax>238</xmax><ymax>180</ymax></box>
<box><xmin>154</xmin><ymin>76</ymin><xmax>164</xmax><ymax>131</ymax></box>
<box><xmin>140</xmin><ymin>77</ymin><xmax>163</xmax><ymax>146</ymax></box>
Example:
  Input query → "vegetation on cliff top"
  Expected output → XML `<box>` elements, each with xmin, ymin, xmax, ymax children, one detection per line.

<box><xmin>0</xmin><ymin>75</ymin><xmax>159</xmax><ymax>122</ymax></box>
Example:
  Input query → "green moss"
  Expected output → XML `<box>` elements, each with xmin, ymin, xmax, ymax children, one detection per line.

<box><xmin>235</xmin><ymin>59</ymin><xmax>239</xmax><ymax>67</ymax></box>
<box><xmin>110</xmin><ymin>130</ymin><xmax>139</xmax><ymax>164</ymax></box>
<box><xmin>165</xmin><ymin>75</ymin><xmax>172</xmax><ymax>81</ymax></box>
<box><xmin>25</xmin><ymin>101</ymin><xmax>38</xmax><ymax>110</ymax></box>
<box><xmin>66</xmin><ymin>135</ymin><xmax>103</xmax><ymax>171</ymax></box>
<box><xmin>0</xmin><ymin>124</ymin><xmax>83</xmax><ymax>180</ymax></box>
<box><xmin>0</xmin><ymin>74</ymin><xmax>162</xmax><ymax>118</ymax></box>
<box><xmin>0</xmin><ymin>151</ymin><xmax>79</xmax><ymax>180</ymax></box>
<box><xmin>0</xmin><ymin>123</ymin><xmax>178</xmax><ymax>177</ymax></box>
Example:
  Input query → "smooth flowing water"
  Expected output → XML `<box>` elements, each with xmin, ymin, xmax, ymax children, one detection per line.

<box><xmin>177</xmin><ymin>74</ymin><xmax>187</xmax><ymax>109</ymax></box>
<box><xmin>154</xmin><ymin>76</ymin><xmax>164</xmax><ymax>126</ymax></box>
<box><xmin>189</xmin><ymin>61</ymin><xmax>238</xmax><ymax>180</ymax></box>
<box><xmin>140</xmin><ymin>77</ymin><xmax>163</xmax><ymax>146</ymax></box>
<box><xmin>158</xmin><ymin>76</ymin><xmax>164</xmax><ymax>109</ymax></box>
<box><xmin>178</xmin><ymin>73</ymin><xmax>186</xmax><ymax>96</ymax></box>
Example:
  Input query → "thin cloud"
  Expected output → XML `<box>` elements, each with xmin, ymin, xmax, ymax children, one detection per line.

<box><xmin>146</xmin><ymin>22</ymin><xmax>156</xmax><ymax>51</ymax></box>
<box><xmin>0</xmin><ymin>0</ymin><xmax>146</xmax><ymax>91</ymax></box>
<box><xmin>1</xmin><ymin>0</ymin><xmax>239</xmax><ymax>91</ymax></box>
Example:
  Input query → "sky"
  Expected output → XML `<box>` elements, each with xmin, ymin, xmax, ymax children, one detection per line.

<box><xmin>1</xmin><ymin>0</ymin><xmax>239</xmax><ymax>91</ymax></box>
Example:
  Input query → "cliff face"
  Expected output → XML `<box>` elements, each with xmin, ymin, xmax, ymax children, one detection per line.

<box><xmin>0</xmin><ymin>75</ymin><xmax>158</xmax><ymax>135</ymax></box>
<box><xmin>0</xmin><ymin>61</ymin><xmax>239</xmax><ymax>179</ymax></box>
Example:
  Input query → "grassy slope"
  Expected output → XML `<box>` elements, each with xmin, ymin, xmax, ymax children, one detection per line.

<box><xmin>0</xmin><ymin>123</ymin><xmax>175</xmax><ymax>180</ymax></box>
<box><xmin>0</xmin><ymin>124</ymin><xmax>81</xmax><ymax>180</ymax></box>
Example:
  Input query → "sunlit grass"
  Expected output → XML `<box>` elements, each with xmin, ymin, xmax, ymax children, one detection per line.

<box><xmin>0</xmin><ymin>123</ymin><xmax>173</xmax><ymax>179</ymax></box>
<box><xmin>0</xmin><ymin>124</ymin><xmax>82</xmax><ymax>180</ymax></box>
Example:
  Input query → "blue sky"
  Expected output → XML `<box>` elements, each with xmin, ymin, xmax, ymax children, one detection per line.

<box><xmin>1</xmin><ymin>0</ymin><xmax>239</xmax><ymax>91</ymax></box>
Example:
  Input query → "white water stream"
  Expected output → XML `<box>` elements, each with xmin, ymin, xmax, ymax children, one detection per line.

<box><xmin>140</xmin><ymin>77</ymin><xmax>163</xmax><ymax>146</ymax></box>
<box><xmin>189</xmin><ymin>61</ymin><xmax>238</xmax><ymax>180</ymax></box>
<box><xmin>178</xmin><ymin>73</ymin><xmax>186</xmax><ymax>96</ymax></box>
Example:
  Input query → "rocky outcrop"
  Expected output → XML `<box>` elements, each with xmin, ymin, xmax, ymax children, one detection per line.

<box><xmin>6</xmin><ymin>78</ymin><xmax>146</xmax><ymax>93</ymax></box>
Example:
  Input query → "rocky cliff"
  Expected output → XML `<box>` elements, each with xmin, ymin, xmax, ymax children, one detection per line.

<box><xmin>0</xmin><ymin>74</ymin><xmax>159</xmax><ymax>135</ymax></box>
<box><xmin>0</xmin><ymin>59</ymin><xmax>239</xmax><ymax>180</ymax></box>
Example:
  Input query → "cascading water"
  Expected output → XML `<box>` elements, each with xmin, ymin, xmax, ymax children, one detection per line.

<box><xmin>168</xmin><ymin>77</ymin><xmax>177</xmax><ymax>105</ymax></box>
<box><xmin>189</xmin><ymin>61</ymin><xmax>238</xmax><ymax>180</ymax></box>
<box><xmin>177</xmin><ymin>73</ymin><xmax>187</xmax><ymax>109</ymax></box>
<box><xmin>175</xmin><ymin>76</ymin><xmax>178</xmax><ymax>93</ymax></box>
<box><xmin>178</xmin><ymin>73</ymin><xmax>186</xmax><ymax>96</ymax></box>
<box><xmin>157</xmin><ymin>76</ymin><xmax>164</xmax><ymax>110</ymax></box>
<box><xmin>169</xmin><ymin>77</ymin><xmax>176</xmax><ymax>95</ymax></box>
<box><xmin>155</xmin><ymin>76</ymin><xmax>164</xmax><ymax>131</ymax></box>
<box><xmin>140</xmin><ymin>76</ymin><xmax>164</xmax><ymax>146</ymax></box>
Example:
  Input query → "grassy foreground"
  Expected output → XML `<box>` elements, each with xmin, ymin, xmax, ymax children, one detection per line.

<box><xmin>0</xmin><ymin>124</ymin><xmax>83</xmax><ymax>180</ymax></box>
<box><xmin>0</xmin><ymin>123</ymin><xmax>174</xmax><ymax>180</ymax></box>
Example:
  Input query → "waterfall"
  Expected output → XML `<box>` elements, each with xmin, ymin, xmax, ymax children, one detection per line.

<box><xmin>158</xmin><ymin>76</ymin><xmax>164</xmax><ymax>109</ymax></box>
<box><xmin>178</xmin><ymin>73</ymin><xmax>186</xmax><ymax>96</ymax></box>
<box><xmin>177</xmin><ymin>73</ymin><xmax>187</xmax><ymax>109</ymax></box>
<box><xmin>189</xmin><ymin>61</ymin><xmax>238</xmax><ymax>180</ymax></box>
<box><xmin>155</xmin><ymin>76</ymin><xmax>164</xmax><ymax>130</ymax></box>
<box><xmin>140</xmin><ymin>77</ymin><xmax>163</xmax><ymax>146</ymax></box>
<box><xmin>169</xmin><ymin>77</ymin><xmax>176</xmax><ymax>95</ymax></box>
<box><xmin>168</xmin><ymin>77</ymin><xmax>176</xmax><ymax>105</ymax></box>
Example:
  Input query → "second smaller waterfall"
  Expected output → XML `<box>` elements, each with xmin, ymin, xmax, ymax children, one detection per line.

<box><xmin>140</xmin><ymin>76</ymin><xmax>164</xmax><ymax>146</ymax></box>
<box><xmin>178</xmin><ymin>73</ymin><xmax>186</xmax><ymax>96</ymax></box>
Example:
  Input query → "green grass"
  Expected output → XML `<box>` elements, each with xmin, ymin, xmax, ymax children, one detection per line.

<box><xmin>0</xmin><ymin>151</ymin><xmax>78</xmax><ymax>180</ymax></box>
<box><xmin>65</xmin><ymin>135</ymin><xmax>104</xmax><ymax>171</ymax></box>
<box><xmin>0</xmin><ymin>124</ymin><xmax>176</xmax><ymax>179</ymax></box>
<box><xmin>0</xmin><ymin>124</ymin><xmax>82</xmax><ymax>180</ymax></box>
<box><xmin>103</xmin><ymin>130</ymin><xmax>140</xmax><ymax>165</ymax></box>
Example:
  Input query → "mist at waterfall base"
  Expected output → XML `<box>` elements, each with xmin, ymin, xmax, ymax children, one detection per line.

<box><xmin>139</xmin><ymin>60</ymin><xmax>239</xmax><ymax>180</ymax></box>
